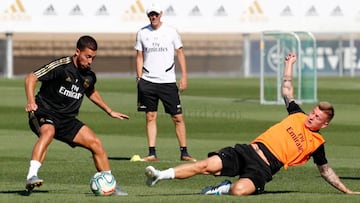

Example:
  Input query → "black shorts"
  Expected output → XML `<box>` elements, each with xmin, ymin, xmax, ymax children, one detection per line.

<box><xmin>137</xmin><ymin>79</ymin><xmax>182</xmax><ymax>115</ymax></box>
<box><xmin>208</xmin><ymin>144</ymin><xmax>272</xmax><ymax>194</ymax></box>
<box><xmin>28</xmin><ymin>109</ymin><xmax>84</xmax><ymax>148</ymax></box>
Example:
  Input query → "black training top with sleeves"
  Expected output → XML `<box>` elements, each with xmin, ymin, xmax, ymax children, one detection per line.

<box><xmin>33</xmin><ymin>56</ymin><xmax>96</xmax><ymax>118</ymax></box>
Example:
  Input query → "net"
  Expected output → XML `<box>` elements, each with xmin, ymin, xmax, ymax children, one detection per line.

<box><xmin>260</xmin><ymin>31</ymin><xmax>317</xmax><ymax>104</ymax></box>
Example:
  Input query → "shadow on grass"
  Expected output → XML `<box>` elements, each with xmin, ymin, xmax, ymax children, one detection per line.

<box><xmin>0</xmin><ymin>190</ymin><xmax>49</xmax><ymax>196</ymax></box>
<box><xmin>108</xmin><ymin>157</ymin><xmax>131</xmax><ymax>161</ymax></box>
<box><xmin>137</xmin><ymin>192</ymin><xmax>200</xmax><ymax>197</ymax></box>
<box><xmin>340</xmin><ymin>176</ymin><xmax>360</xmax><ymax>180</ymax></box>
<box><xmin>262</xmin><ymin>190</ymin><xmax>296</xmax><ymax>194</ymax></box>
<box><xmin>135</xmin><ymin>190</ymin><xmax>296</xmax><ymax>197</ymax></box>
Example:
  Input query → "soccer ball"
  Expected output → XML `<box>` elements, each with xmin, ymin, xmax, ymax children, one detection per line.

<box><xmin>90</xmin><ymin>172</ymin><xmax>116</xmax><ymax>196</ymax></box>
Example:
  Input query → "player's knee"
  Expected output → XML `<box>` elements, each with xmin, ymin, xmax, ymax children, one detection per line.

<box><xmin>230</xmin><ymin>188</ymin><xmax>253</xmax><ymax>196</ymax></box>
<box><xmin>195</xmin><ymin>161</ymin><xmax>208</xmax><ymax>173</ymax></box>
<box><xmin>171</xmin><ymin>114</ymin><xmax>183</xmax><ymax>122</ymax></box>
<box><xmin>146</xmin><ymin>112</ymin><xmax>157</xmax><ymax>121</ymax></box>
<box><xmin>88</xmin><ymin>137</ymin><xmax>104</xmax><ymax>152</ymax></box>
<box><xmin>193</xmin><ymin>160</ymin><xmax>214</xmax><ymax>174</ymax></box>
<box><xmin>230</xmin><ymin>182</ymin><xmax>255</xmax><ymax>196</ymax></box>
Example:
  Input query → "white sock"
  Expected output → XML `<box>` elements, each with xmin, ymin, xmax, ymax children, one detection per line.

<box><xmin>159</xmin><ymin>168</ymin><xmax>175</xmax><ymax>180</ymax></box>
<box><xmin>26</xmin><ymin>160</ymin><xmax>42</xmax><ymax>180</ymax></box>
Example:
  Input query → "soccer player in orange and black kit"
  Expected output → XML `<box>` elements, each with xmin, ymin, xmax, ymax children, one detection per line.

<box><xmin>144</xmin><ymin>53</ymin><xmax>360</xmax><ymax>196</ymax></box>
<box><xmin>24</xmin><ymin>35</ymin><xmax>128</xmax><ymax>195</ymax></box>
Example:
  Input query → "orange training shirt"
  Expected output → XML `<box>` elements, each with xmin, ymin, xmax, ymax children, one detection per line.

<box><xmin>252</xmin><ymin>112</ymin><xmax>325</xmax><ymax>170</ymax></box>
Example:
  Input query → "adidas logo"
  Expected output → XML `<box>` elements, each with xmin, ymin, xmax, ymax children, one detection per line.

<box><xmin>127</xmin><ymin>0</ymin><xmax>145</xmax><ymax>15</ymax></box>
<box><xmin>166</xmin><ymin>4</ymin><xmax>226</xmax><ymax>17</ymax></box>
<box><xmin>240</xmin><ymin>0</ymin><xmax>267</xmax><ymax>22</ymax></box>
<box><xmin>43</xmin><ymin>4</ymin><xmax>57</xmax><ymax>15</ymax></box>
<box><xmin>70</xmin><ymin>4</ymin><xmax>83</xmax><ymax>15</ymax></box>
<box><xmin>330</xmin><ymin>6</ymin><xmax>343</xmax><ymax>16</ymax></box>
<box><xmin>4</xmin><ymin>0</ymin><xmax>26</xmax><ymax>14</ymax></box>
<box><xmin>164</xmin><ymin>5</ymin><xmax>176</xmax><ymax>16</ymax></box>
<box><xmin>189</xmin><ymin>6</ymin><xmax>201</xmax><ymax>16</ymax></box>
<box><xmin>280</xmin><ymin>6</ymin><xmax>293</xmax><ymax>16</ymax></box>
<box><xmin>305</xmin><ymin>6</ymin><xmax>318</xmax><ymax>16</ymax></box>
<box><xmin>245</xmin><ymin>0</ymin><xmax>263</xmax><ymax>15</ymax></box>
<box><xmin>42</xmin><ymin>4</ymin><xmax>108</xmax><ymax>16</ymax></box>
<box><xmin>122</xmin><ymin>0</ymin><xmax>146</xmax><ymax>21</ymax></box>
<box><xmin>1</xmin><ymin>0</ymin><xmax>31</xmax><ymax>21</ymax></box>
<box><xmin>214</xmin><ymin>5</ymin><xmax>228</xmax><ymax>16</ymax></box>
<box><xmin>95</xmin><ymin>5</ymin><xmax>109</xmax><ymax>16</ymax></box>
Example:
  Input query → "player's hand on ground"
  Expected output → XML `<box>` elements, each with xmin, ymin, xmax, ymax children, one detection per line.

<box><xmin>108</xmin><ymin>111</ymin><xmax>129</xmax><ymax>120</ymax></box>
<box><xmin>285</xmin><ymin>53</ymin><xmax>296</xmax><ymax>65</ymax></box>
<box><xmin>346</xmin><ymin>190</ymin><xmax>360</xmax><ymax>195</ymax></box>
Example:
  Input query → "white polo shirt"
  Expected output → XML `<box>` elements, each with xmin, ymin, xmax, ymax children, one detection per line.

<box><xmin>135</xmin><ymin>23</ymin><xmax>183</xmax><ymax>83</ymax></box>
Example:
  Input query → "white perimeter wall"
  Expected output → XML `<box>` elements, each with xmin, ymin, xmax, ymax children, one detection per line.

<box><xmin>0</xmin><ymin>0</ymin><xmax>360</xmax><ymax>33</ymax></box>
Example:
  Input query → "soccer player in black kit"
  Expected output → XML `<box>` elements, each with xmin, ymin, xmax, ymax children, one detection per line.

<box><xmin>24</xmin><ymin>35</ymin><xmax>129</xmax><ymax>195</ymax></box>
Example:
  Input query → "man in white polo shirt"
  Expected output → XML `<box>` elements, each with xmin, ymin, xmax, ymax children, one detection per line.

<box><xmin>134</xmin><ymin>4</ymin><xmax>196</xmax><ymax>162</ymax></box>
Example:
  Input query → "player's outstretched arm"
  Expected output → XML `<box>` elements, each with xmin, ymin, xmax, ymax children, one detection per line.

<box><xmin>282</xmin><ymin>53</ymin><xmax>296</xmax><ymax>107</ymax></box>
<box><xmin>86</xmin><ymin>89</ymin><xmax>129</xmax><ymax>120</ymax></box>
<box><xmin>317</xmin><ymin>164</ymin><xmax>360</xmax><ymax>194</ymax></box>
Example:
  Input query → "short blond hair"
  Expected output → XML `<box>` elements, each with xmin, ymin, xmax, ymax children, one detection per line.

<box><xmin>318</xmin><ymin>101</ymin><xmax>334</xmax><ymax>122</ymax></box>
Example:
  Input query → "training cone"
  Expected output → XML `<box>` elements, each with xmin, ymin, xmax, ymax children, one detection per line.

<box><xmin>130</xmin><ymin>154</ymin><xmax>143</xmax><ymax>162</ymax></box>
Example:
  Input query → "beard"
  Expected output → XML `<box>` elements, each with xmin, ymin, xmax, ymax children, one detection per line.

<box><xmin>76</xmin><ymin>58</ymin><xmax>89</xmax><ymax>69</ymax></box>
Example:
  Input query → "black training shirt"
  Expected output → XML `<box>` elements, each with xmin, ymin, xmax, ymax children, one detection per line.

<box><xmin>33</xmin><ymin>56</ymin><xmax>96</xmax><ymax>118</ymax></box>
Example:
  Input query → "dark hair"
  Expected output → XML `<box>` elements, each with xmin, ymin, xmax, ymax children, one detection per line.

<box><xmin>318</xmin><ymin>101</ymin><xmax>335</xmax><ymax>122</ymax></box>
<box><xmin>76</xmin><ymin>35</ymin><xmax>97</xmax><ymax>51</ymax></box>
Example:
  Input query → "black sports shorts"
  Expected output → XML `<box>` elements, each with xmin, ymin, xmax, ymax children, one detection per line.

<box><xmin>137</xmin><ymin>79</ymin><xmax>182</xmax><ymax>115</ymax></box>
<box><xmin>208</xmin><ymin>144</ymin><xmax>272</xmax><ymax>194</ymax></box>
<box><xmin>28</xmin><ymin>109</ymin><xmax>84</xmax><ymax>148</ymax></box>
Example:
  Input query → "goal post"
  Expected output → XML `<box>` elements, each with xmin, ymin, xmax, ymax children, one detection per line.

<box><xmin>260</xmin><ymin>31</ymin><xmax>317</xmax><ymax>104</ymax></box>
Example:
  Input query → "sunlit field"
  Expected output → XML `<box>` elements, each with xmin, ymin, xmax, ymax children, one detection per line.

<box><xmin>0</xmin><ymin>77</ymin><xmax>359</xmax><ymax>203</ymax></box>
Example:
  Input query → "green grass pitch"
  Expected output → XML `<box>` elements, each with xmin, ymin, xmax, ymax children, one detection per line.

<box><xmin>0</xmin><ymin>77</ymin><xmax>359</xmax><ymax>203</ymax></box>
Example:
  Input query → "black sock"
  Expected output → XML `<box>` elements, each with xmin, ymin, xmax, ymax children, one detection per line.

<box><xmin>180</xmin><ymin>146</ymin><xmax>189</xmax><ymax>156</ymax></box>
<box><xmin>148</xmin><ymin>147</ymin><xmax>156</xmax><ymax>156</ymax></box>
